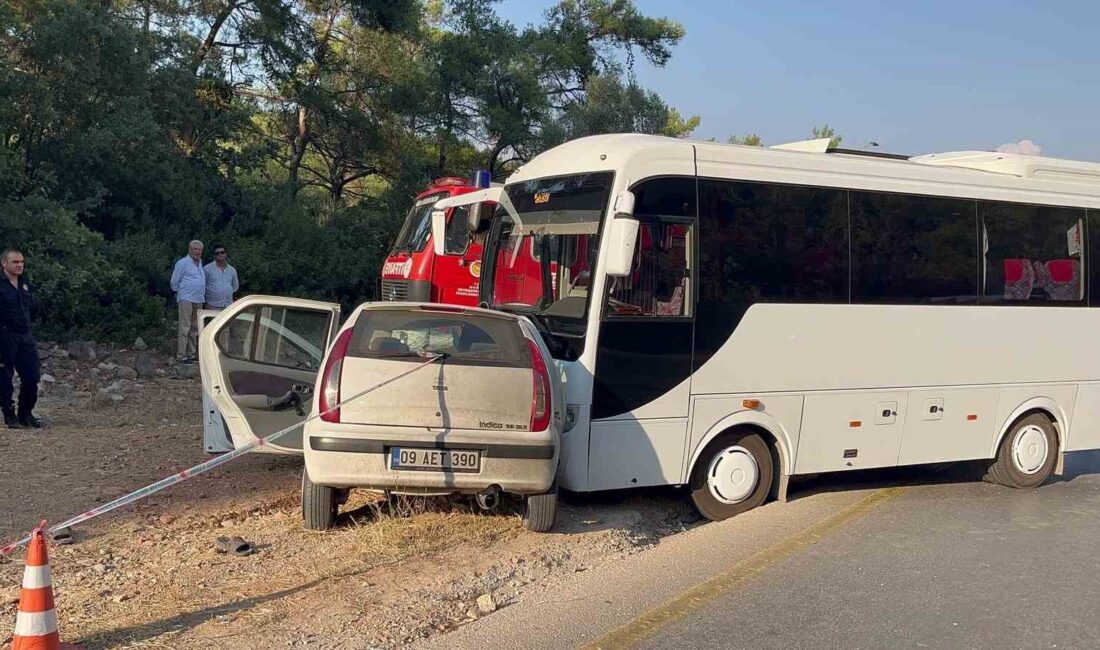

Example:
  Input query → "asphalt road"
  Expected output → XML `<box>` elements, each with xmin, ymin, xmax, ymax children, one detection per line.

<box><xmin>418</xmin><ymin>451</ymin><xmax>1100</xmax><ymax>650</ymax></box>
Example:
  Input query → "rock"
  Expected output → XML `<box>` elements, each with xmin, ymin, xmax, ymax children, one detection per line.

<box><xmin>54</xmin><ymin>349</ymin><xmax>69</xmax><ymax>359</ymax></box>
<box><xmin>116</xmin><ymin>366</ymin><xmax>138</xmax><ymax>380</ymax></box>
<box><xmin>2</xmin><ymin>586</ymin><xmax>19</xmax><ymax>605</ymax></box>
<box><xmin>101</xmin><ymin>380</ymin><xmax>124</xmax><ymax>393</ymax></box>
<box><xmin>66</xmin><ymin>341</ymin><xmax>97</xmax><ymax>362</ymax></box>
<box><xmin>476</xmin><ymin>593</ymin><xmax>496</xmax><ymax>615</ymax></box>
<box><xmin>96</xmin><ymin>362</ymin><xmax>118</xmax><ymax>374</ymax></box>
<box><xmin>110</xmin><ymin>394</ymin><xmax>124</xmax><ymax>403</ymax></box>
<box><xmin>111</xmin><ymin>593</ymin><xmax>129</xmax><ymax>603</ymax></box>
<box><xmin>465</xmin><ymin>607</ymin><xmax>479</xmax><ymax>620</ymax></box>
<box><xmin>172</xmin><ymin>364</ymin><xmax>200</xmax><ymax>379</ymax></box>
<box><xmin>38</xmin><ymin>348</ymin><xmax>52</xmax><ymax>360</ymax></box>
<box><xmin>155</xmin><ymin>369</ymin><xmax>166</xmax><ymax>377</ymax></box>
<box><xmin>158</xmin><ymin>514</ymin><xmax>176</xmax><ymax>525</ymax></box>
<box><xmin>219</xmin><ymin>519</ymin><xmax>234</xmax><ymax>528</ymax></box>
<box><xmin>40</xmin><ymin>374</ymin><xmax>56</xmax><ymax>384</ymax></box>
<box><xmin>133</xmin><ymin>337</ymin><xmax>147</xmax><ymax>351</ymax></box>
<box><xmin>134</xmin><ymin>354</ymin><xmax>156</xmax><ymax>379</ymax></box>
<box><xmin>50</xmin><ymin>382</ymin><xmax>75</xmax><ymax>401</ymax></box>
<box><xmin>92</xmin><ymin>563</ymin><xmax>107</xmax><ymax>575</ymax></box>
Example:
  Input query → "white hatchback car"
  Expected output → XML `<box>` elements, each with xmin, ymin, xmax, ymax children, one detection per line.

<box><xmin>200</xmin><ymin>296</ymin><xmax>563</xmax><ymax>532</ymax></box>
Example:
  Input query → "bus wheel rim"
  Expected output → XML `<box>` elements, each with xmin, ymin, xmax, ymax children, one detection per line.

<box><xmin>707</xmin><ymin>446</ymin><xmax>759</xmax><ymax>504</ymax></box>
<box><xmin>1012</xmin><ymin>425</ymin><xmax>1049</xmax><ymax>475</ymax></box>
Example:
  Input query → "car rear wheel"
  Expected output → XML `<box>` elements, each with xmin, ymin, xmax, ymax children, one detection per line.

<box><xmin>302</xmin><ymin>468</ymin><xmax>338</xmax><ymax>530</ymax></box>
<box><xmin>985</xmin><ymin>413</ymin><xmax>1057</xmax><ymax>489</ymax></box>
<box><xmin>690</xmin><ymin>431</ymin><xmax>774</xmax><ymax>521</ymax></box>
<box><xmin>522</xmin><ymin>484</ymin><xmax>558</xmax><ymax>532</ymax></box>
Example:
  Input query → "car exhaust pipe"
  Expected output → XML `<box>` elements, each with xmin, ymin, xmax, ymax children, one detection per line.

<box><xmin>475</xmin><ymin>485</ymin><xmax>502</xmax><ymax>511</ymax></box>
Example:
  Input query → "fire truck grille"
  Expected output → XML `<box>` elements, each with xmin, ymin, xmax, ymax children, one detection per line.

<box><xmin>380</xmin><ymin>279</ymin><xmax>409</xmax><ymax>301</ymax></box>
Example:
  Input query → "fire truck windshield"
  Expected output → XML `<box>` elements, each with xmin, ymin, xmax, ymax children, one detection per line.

<box><xmin>392</xmin><ymin>192</ymin><xmax>446</xmax><ymax>253</ymax></box>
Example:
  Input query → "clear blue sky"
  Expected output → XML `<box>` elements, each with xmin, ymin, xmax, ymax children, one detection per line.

<box><xmin>497</xmin><ymin>1</ymin><xmax>1100</xmax><ymax>161</ymax></box>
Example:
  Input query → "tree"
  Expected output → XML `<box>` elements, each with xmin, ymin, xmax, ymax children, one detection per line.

<box><xmin>538</xmin><ymin>75</ymin><xmax>698</xmax><ymax>151</ymax></box>
<box><xmin>811</xmin><ymin>124</ymin><xmax>843</xmax><ymax>148</ymax></box>
<box><xmin>728</xmin><ymin>134</ymin><xmax>763</xmax><ymax>147</ymax></box>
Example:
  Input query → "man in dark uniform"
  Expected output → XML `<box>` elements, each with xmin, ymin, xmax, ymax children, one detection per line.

<box><xmin>0</xmin><ymin>248</ymin><xmax>41</xmax><ymax>428</ymax></box>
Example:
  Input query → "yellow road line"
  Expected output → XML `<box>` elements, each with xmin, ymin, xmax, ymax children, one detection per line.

<box><xmin>583</xmin><ymin>487</ymin><xmax>905</xmax><ymax>650</ymax></box>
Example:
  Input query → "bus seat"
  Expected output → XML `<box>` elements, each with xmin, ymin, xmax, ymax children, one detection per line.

<box><xmin>1039</xmin><ymin>259</ymin><xmax>1081</xmax><ymax>301</ymax></box>
<box><xmin>1003</xmin><ymin>258</ymin><xmax>1035</xmax><ymax>300</ymax></box>
<box><xmin>656</xmin><ymin>283</ymin><xmax>685</xmax><ymax>316</ymax></box>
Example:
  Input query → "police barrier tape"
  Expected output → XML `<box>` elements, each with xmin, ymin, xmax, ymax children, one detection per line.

<box><xmin>1</xmin><ymin>353</ymin><xmax>444</xmax><ymax>556</ymax></box>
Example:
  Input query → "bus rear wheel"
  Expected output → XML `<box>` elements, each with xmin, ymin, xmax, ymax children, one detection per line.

<box><xmin>985</xmin><ymin>413</ymin><xmax>1057</xmax><ymax>489</ymax></box>
<box><xmin>690</xmin><ymin>432</ymin><xmax>773</xmax><ymax>521</ymax></box>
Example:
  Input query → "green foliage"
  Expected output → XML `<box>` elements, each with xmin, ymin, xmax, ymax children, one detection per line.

<box><xmin>811</xmin><ymin>124</ymin><xmax>843</xmax><ymax>148</ymax></box>
<box><xmin>540</xmin><ymin>75</ymin><xmax>700</xmax><ymax>148</ymax></box>
<box><xmin>0</xmin><ymin>0</ymin><xmax>697</xmax><ymax>343</ymax></box>
<box><xmin>729</xmin><ymin>134</ymin><xmax>763</xmax><ymax>147</ymax></box>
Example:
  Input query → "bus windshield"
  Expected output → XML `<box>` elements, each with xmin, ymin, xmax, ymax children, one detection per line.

<box><xmin>484</xmin><ymin>172</ymin><xmax>613</xmax><ymax>321</ymax></box>
<box><xmin>392</xmin><ymin>192</ymin><xmax>446</xmax><ymax>253</ymax></box>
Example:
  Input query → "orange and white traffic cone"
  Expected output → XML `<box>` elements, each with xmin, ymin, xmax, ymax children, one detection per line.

<box><xmin>10</xmin><ymin>528</ymin><xmax>81</xmax><ymax>650</ymax></box>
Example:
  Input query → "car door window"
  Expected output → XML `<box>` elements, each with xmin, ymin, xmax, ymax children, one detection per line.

<box><xmin>217</xmin><ymin>306</ymin><xmax>331</xmax><ymax>370</ymax></box>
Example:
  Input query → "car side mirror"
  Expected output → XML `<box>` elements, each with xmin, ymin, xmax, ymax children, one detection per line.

<box><xmin>431</xmin><ymin>208</ymin><xmax>447</xmax><ymax>256</ymax></box>
<box><xmin>604</xmin><ymin>190</ymin><xmax>638</xmax><ymax>277</ymax></box>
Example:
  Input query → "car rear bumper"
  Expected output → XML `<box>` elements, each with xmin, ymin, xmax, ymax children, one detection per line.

<box><xmin>303</xmin><ymin>428</ymin><xmax>557</xmax><ymax>495</ymax></box>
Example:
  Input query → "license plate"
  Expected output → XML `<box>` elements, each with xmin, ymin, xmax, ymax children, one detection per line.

<box><xmin>390</xmin><ymin>447</ymin><xmax>481</xmax><ymax>473</ymax></box>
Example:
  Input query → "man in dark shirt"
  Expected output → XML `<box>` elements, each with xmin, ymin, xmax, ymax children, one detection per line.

<box><xmin>0</xmin><ymin>248</ymin><xmax>41</xmax><ymax>428</ymax></box>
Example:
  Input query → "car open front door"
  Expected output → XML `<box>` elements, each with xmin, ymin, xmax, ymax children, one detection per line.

<box><xmin>199</xmin><ymin>295</ymin><xmax>341</xmax><ymax>453</ymax></box>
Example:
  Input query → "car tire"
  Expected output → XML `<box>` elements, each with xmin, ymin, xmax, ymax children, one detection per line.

<box><xmin>690</xmin><ymin>431</ymin><xmax>774</xmax><ymax>521</ymax></box>
<box><xmin>522</xmin><ymin>484</ymin><xmax>558</xmax><ymax>533</ymax></box>
<box><xmin>985</xmin><ymin>413</ymin><xmax>1057</xmax><ymax>489</ymax></box>
<box><xmin>302</xmin><ymin>467</ymin><xmax>338</xmax><ymax>531</ymax></box>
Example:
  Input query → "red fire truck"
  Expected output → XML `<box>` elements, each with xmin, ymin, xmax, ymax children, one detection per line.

<box><xmin>380</xmin><ymin>173</ymin><xmax>554</xmax><ymax>308</ymax></box>
<box><xmin>379</xmin><ymin>176</ymin><xmax>491</xmax><ymax>306</ymax></box>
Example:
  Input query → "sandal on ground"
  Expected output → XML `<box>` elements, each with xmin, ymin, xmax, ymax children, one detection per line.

<box><xmin>214</xmin><ymin>535</ymin><xmax>256</xmax><ymax>556</ymax></box>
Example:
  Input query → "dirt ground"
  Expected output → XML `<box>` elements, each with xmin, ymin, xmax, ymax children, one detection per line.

<box><xmin>0</xmin><ymin>351</ymin><xmax>697</xmax><ymax>649</ymax></box>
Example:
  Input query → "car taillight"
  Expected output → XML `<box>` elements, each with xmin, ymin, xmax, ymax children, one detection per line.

<box><xmin>319</xmin><ymin>328</ymin><xmax>354</xmax><ymax>423</ymax></box>
<box><xmin>526</xmin><ymin>338</ymin><xmax>551</xmax><ymax>432</ymax></box>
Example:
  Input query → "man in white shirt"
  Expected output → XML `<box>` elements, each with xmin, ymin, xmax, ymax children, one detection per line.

<box><xmin>204</xmin><ymin>244</ymin><xmax>239</xmax><ymax>312</ymax></box>
<box><xmin>169</xmin><ymin>240</ymin><xmax>205</xmax><ymax>363</ymax></box>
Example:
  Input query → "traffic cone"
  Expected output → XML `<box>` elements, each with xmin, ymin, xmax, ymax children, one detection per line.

<box><xmin>10</xmin><ymin>528</ymin><xmax>81</xmax><ymax>650</ymax></box>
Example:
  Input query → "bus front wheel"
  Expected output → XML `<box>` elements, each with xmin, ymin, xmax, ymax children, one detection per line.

<box><xmin>985</xmin><ymin>413</ymin><xmax>1057</xmax><ymax>489</ymax></box>
<box><xmin>690</xmin><ymin>431</ymin><xmax>773</xmax><ymax>521</ymax></box>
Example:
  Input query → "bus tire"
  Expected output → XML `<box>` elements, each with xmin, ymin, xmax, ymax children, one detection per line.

<box><xmin>302</xmin><ymin>468</ymin><xmax>338</xmax><ymax>531</ymax></box>
<box><xmin>690</xmin><ymin>431</ymin><xmax>773</xmax><ymax>521</ymax></box>
<box><xmin>522</xmin><ymin>484</ymin><xmax>558</xmax><ymax>533</ymax></box>
<box><xmin>985</xmin><ymin>413</ymin><xmax>1057</xmax><ymax>489</ymax></box>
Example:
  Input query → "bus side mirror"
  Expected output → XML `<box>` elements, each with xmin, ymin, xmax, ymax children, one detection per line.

<box><xmin>605</xmin><ymin>190</ymin><xmax>638</xmax><ymax>277</ymax></box>
<box><xmin>431</xmin><ymin>208</ymin><xmax>447</xmax><ymax>256</ymax></box>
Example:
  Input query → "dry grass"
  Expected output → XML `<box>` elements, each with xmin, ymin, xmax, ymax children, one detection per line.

<box><xmin>57</xmin><ymin>492</ymin><xmax>522</xmax><ymax>648</ymax></box>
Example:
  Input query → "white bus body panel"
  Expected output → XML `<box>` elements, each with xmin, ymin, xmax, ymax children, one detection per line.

<box><xmin>587</xmin><ymin>419</ymin><xmax>688</xmax><ymax>491</ymax></box>
<box><xmin>897</xmin><ymin>387</ymin><xmax>1000</xmax><ymax>466</ymax></box>
<box><xmin>691</xmin><ymin>304</ymin><xmax>1100</xmax><ymax>393</ymax></box>
<box><xmin>1069</xmin><ymin>383</ymin><xmax>1100</xmax><ymax>451</ymax></box>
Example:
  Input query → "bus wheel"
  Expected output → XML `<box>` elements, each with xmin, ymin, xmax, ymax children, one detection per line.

<box><xmin>986</xmin><ymin>413</ymin><xmax>1057</xmax><ymax>489</ymax></box>
<box><xmin>690</xmin><ymin>432</ymin><xmax>773</xmax><ymax>521</ymax></box>
<box><xmin>302</xmin><ymin>468</ymin><xmax>338</xmax><ymax>531</ymax></box>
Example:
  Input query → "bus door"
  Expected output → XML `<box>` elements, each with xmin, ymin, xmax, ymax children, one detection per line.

<box><xmin>587</xmin><ymin>179</ymin><xmax>697</xmax><ymax>491</ymax></box>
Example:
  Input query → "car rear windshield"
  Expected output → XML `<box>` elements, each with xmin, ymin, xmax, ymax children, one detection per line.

<box><xmin>346</xmin><ymin>308</ymin><xmax>531</xmax><ymax>367</ymax></box>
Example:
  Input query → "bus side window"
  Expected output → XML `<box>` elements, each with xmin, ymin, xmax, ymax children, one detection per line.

<box><xmin>979</xmin><ymin>202</ymin><xmax>1086</xmax><ymax>305</ymax></box>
